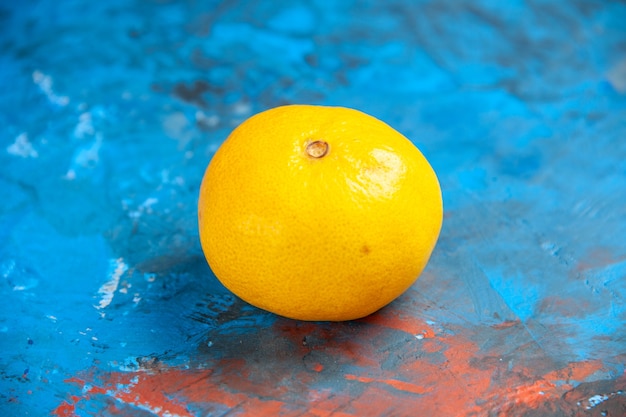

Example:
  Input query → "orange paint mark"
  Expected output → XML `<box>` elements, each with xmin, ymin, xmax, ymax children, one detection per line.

<box><xmin>51</xmin><ymin>400</ymin><xmax>76</xmax><ymax>417</ymax></box>
<box><xmin>508</xmin><ymin>379</ymin><xmax>559</xmax><ymax>410</ymax></box>
<box><xmin>52</xmin><ymin>318</ymin><xmax>620</xmax><ymax>417</ymax></box>
<box><xmin>65</xmin><ymin>377</ymin><xmax>108</xmax><ymax>396</ymax></box>
<box><xmin>432</xmin><ymin>338</ymin><xmax>494</xmax><ymax>415</ymax></box>
<box><xmin>57</xmin><ymin>372</ymin><xmax>195</xmax><ymax>417</ymax></box>
<box><xmin>421</xmin><ymin>338</ymin><xmax>445</xmax><ymax>353</ymax></box>
<box><xmin>345</xmin><ymin>374</ymin><xmax>430</xmax><ymax>395</ymax></box>
<box><xmin>111</xmin><ymin>372</ymin><xmax>196</xmax><ymax>417</ymax></box>
<box><xmin>543</xmin><ymin>359</ymin><xmax>604</xmax><ymax>386</ymax></box>
<box><xmin>298</xmin><ymin>388</ymin><xmax>361</xmax><ymax>417</ymax></box>
<box><xmin>64</xmin><ymin>376</ymin><xmax>86</xmax><ymax>385</ymax></box>
<box><xmin>483</xmin><ymin>359</ymin><xmax>609</xmax><ymax>413</ymax></box>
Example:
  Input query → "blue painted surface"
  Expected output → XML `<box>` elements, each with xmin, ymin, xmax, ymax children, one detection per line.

<box><xmin>1</xmin><ymin>1</ymin><xmax>626</xmax><ymax>416</ymax></box>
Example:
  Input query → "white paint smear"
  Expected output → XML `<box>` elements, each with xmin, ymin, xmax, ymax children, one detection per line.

<box><xmin>580</xmin><ymin>391</ymin><xmax>625</xmax><ymax>410</ymax></box>
<box><xmin>129</xmin><ymin>197</ymin><xmax>158</xmax><ymax>219</ymax></box>
<box><xmin>7</xmin><ymin>133</ymin><xmax>38</xmax><ymax>158</ymax></box>
<box><xmin>96</xmin><ymin>258</ymin><xmax>128</xmax><ymax>309</ymax></box>
<box><xmin>586</xmin><ymin>394</ymin><xmax>609</xmax><ymax>409</ymax></box>
<box><xmin>32</xmin><ymin>70</ymin><xmax>69</xmax><ymax>106</ymax></box>
<box><xmin>74</xmin><ymin>112</ymin><xmax>95</xmax><ymax>139</ymax></box>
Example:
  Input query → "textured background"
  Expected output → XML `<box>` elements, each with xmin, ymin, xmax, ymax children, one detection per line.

<box><xmin>1</xmin><ymin>1</ymin><xmax>626</xmax><ymax>416</ymax></box>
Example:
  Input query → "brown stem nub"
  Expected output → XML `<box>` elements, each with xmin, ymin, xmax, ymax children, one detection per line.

<box><xmin>306</xmin><ymin>140</ymin><xmax>329</xmax><ymax>158</ymax></box>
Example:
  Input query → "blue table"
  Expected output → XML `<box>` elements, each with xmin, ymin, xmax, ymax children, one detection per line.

<box><xmin>2</xmin><ymin>1</ymin><xmax>625</xmax><ymax>416</ymax></box>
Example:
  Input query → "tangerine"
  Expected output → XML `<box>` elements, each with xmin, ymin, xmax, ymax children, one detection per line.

<box><xmin>198</xmin><ymin>105</ymin><xmax>442</xmax><ymax>321</ymax></box>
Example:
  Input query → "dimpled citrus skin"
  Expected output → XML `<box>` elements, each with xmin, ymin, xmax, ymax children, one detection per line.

<box><xmin>198</xmin><ymin>105</ymin><xmax>442</xmax><ymax>321</ymax></box>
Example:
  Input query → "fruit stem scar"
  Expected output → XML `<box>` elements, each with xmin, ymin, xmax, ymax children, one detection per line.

<box><xmin>306</xmin><ymin>140</ymin><xmax>329</xmax><ymax>158</ymax></box>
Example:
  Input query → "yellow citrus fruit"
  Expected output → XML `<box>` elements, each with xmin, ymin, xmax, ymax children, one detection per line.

<box><xmin>198</xmin><ymin>105</ymin><xmax>442</xmax><ymax>321</ymax></box>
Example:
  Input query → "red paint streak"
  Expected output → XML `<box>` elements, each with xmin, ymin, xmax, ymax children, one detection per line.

<box><xmin>543</xmin><ymin>360</ymin><xmax>604</xmax><ymax>387</ymax></box>
<box><xmin>54</xmin><ymin>350</ymin><xmax>617</xmax><ymax>417</ymax></box>
<box><xmin>51</xmin><ymin>400</ymin><xmax>76</xmax><ymax>417</ymax></box>
<box><xmin>53</xmin><ymin>372</ymin><xmax>195</xmax><ymax>417</ymax></box>
<box><xmin>64</xmin><ymin>376</ymin><xmax>107</xmax><ymax>396</ymax></box>
<box><xmin>509</xmin><ymin>379</ymin><xmax>558</xmax><ymax>408</ymax></box>
<box><xmin>472</xmin><ymin>358</ymin><xmax>608</xmax><ymax>414</ymax></box>
<box><xmin>52</xmin><ymin>316</ymin><xmax>619</xmax><ymax>416</ymax></box>
<box><xmin>293</xmin><ymin>389</ymin><xmax>362</xmax><ymax>417</ymax></box>
<box><xmin>434</xmin><ymin>338</ymin><xmax>493</xmax><ymax>415</ymax></box>
<box><xmin>64</xmin><ymin>376</ymin><xmax>85</xmax><ymax>385</ymax></box>
<box><xmin>113</xmin><ymin>372</ymin><xmax>195</xmax><ymax>416</ymax></box>
<box><xmin>345</xmin><ymin>374</ymin><xmax>430</xmax><ymax>395</ymax></box>
<box><xmin>420</xmin><ymin>338</ymin><xmax>445</xmax><ymax>353</ymax></box>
